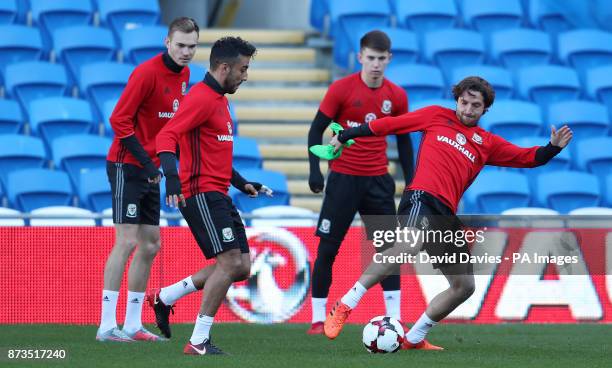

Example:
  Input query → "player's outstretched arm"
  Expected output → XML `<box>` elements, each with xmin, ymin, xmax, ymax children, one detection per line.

<box><xmin>550</xmin><ymin>125</ymin><xmax>573</xmax><ymax>149</ymax></box>
<box><xmin>330</xmin><ymin>123</ymin><xmax>374</xmax><ymax>152</ymax></box>
<box><xmin>307</xmin><ymin>110</ymin><xmax>332</xmax><ymax>193</ymax></box>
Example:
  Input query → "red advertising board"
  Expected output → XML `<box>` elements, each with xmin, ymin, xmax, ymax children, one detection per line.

<box><xmin>1</xmin><ymin>227</ymin><xmax>610</xmax><ymax>324</ymax></box>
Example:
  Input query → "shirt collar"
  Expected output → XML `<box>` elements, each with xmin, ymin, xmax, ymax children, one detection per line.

<box><xmin>162</xmin><ymin>51</ymin><xmax>184</xmax><ymax>73</ymax></box>
<box><xmin>204</xmin><ymin>72</ymin><xmax>226</xmax><ymax>95</ymax></box>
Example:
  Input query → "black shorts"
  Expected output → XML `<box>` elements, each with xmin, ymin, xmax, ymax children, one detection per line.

<box><xmin>106</xmin><ymin>161</ymin><xmax>160</xmax><ymax>225</ymax></box>
<box><xmin>180</xmin><ymin>191</ymin><xmax>249</xmax><ymax>259</ymax></box>
<box><xmin>397</xmin><ymin>190</ymin><xmax>468</xmax><ymax>269</ymax></box>
<box><xmin>316</xmin><ymin>171</ymin><xmax>396</xmax><ymax>243</ymax></box>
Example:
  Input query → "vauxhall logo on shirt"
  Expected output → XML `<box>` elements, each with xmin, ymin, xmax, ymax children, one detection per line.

<box><xmin>437</xmin><ymin>132</ymin><xmax>476</xmax><ymax>163</ymax></box>
<box><xmin>217</xmin><ymin>122</ymin><xmax>234</xmax><ymax>142</ymax></box>
<box><xmin>158</xmin><ymin>99</ymin><xmax>180</xmax><ymax>119</ymax></box>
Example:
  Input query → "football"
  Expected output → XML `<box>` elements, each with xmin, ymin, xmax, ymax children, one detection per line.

<box><xmin>362</xmin><ymin>316</ymin><xmax>404</xmax><ymax>353</ymax></box>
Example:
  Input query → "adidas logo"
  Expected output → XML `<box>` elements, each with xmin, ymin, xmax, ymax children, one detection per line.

<box><xmin>425</xmin><ymin>323</ymin><xmax>434</xmax><ymax>328</ymax></box>
<box><xmin>130</xmin><ymin>298</ymin><xmax>140</xmax><ymax>304</ymax></box>
<box><xmin>103</xmin><ymin>296</ymin><xmax>110</xmax><ymax>302</ymax></box>
<box><xmin>182</xmin><ymin>281</ymin><xmax>188</xmax><ymax>288</ymax></box>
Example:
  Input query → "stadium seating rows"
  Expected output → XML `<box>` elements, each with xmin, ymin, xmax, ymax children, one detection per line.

<box><xmin>0</xmin><ymin>0</ymin><xmax>609</xmax><ymax>217</ymax></box>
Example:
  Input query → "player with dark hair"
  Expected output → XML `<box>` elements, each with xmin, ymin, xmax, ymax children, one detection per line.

<box><xmin>96</xmin><ymin>17</ymin><xmax>199</xmax><ymax>342</ymax></box>
<box><xmin>306</xmin><ymin>30</ymin><xmax>413</xmax><ymax>334</ymax></box>
<box><xmin>323</xmin><ymin>76</ymin><xmax>573</xmax><ymax>349</ymax></box>
<box><xmin>151</xmin><ymin>36</ymin><xmax>263</xmax><ymax>355</ymax></box>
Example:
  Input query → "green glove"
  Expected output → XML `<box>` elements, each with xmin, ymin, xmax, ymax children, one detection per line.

<box><xmin>308</xmin><ymin>122</ymin><xmax>355</xmax><ymax>160</ymax></box>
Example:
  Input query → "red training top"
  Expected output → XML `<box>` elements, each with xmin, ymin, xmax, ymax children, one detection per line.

<box><xmin>319</xmin><ymin>73</ymin><xmax>408</xmax><ymax>176</ymax></box>
<box><xmin>369</xmin><ymin>105</ymin><xmax>541</xmax><ymax>213</ymax></box>
<box><xmin>107</xmin><ymin>53</ymin><xmax>190</xmax><ymax>167</ymax></box>
<box><xmin>156</xmin><ymin>78</ymin><xmax>234</xmax><ymax>198</ymax></box>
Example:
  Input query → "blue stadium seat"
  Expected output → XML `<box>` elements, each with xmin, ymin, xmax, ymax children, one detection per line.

<box><xmin>4</xmin><ymin>61</ymin><xmax>68</xmax><ymax>112</ymax></box>
<box><xmin>548</xmin><ymin>100</ymin><xmax>609</xmax><ymax>140</ymax></box>
<box><xmin>558</xmin><ymin>29</ymin><xmax>612</xmax><ymax>79</ymax></box>
<box><xmin>536</xmin><ymin>171</ymin><xmax>600</xmax><ymax>213</ymax></box>
<box><xmin>0</xmin><ymin>99</ymin><xmax>24</xmax><ymax>134</ymax></box>
<box><xmin>575</xmin><ymin>137</ymin><xmax>612</xmax><ymax>176</ymax></box>
<box><xmin>586</xmin><ymin>65</ymin><xmax>612</xmax><ymax>108</ymax></box>
<box><xmin>53</xmin><ymin>26</ymin><xmax>116</xmax><ymax>85</ymax></box>
<box><xmin>517</xmin><ymin>65</ymin><xmax>580</xmax><ymax>108</ymax></box>
<box><xmin>394</xmin><ymin>0</ymin><xmax>457</xmax><ymax>33</ymax></box>
<box><xmin>233</xmin><ymin>137</ymin><xmax>262</xmax><ymax>170</ymax></box>
<box><xmin>350</xmin><ymin>28</ymin><xmax>418</xmax><ymax>71</ymax></box>
<box><xmin>79</xmin><ymin>62</ymin><xmax>133</xmax><ymax>120</ymax></box>
<box><xmin>329</xmin><ymin>0</ymin><xmax>391</xmax><ymax>69</ymax></box>
<box><xmin>188</xmin><ymin>63</ymin><xmax>206</xmax><ymax>88</ymax></box>
<box><xmin>424</xmin><ymin>29</ymin><xmax>485</xmax><ymax>78</ymax></box>
<box><xmin>490</xmin><ymin>28</ymin><xmax>552</xmax><ymax>72</ymax></box>
<box><xmin>310</xmin><ymin>0</ymin><xmax>329</xmax><ymax>33</ymax></box>
<box><xmin>102</xmin><ymin>99</ymin><xmax>118</xmax><ymax>136</ymax></box>
<box><xmin>7</xmin><ymin>168</ymin><xmax>73</xmax><ymax>212</ymax></box>
<box><xmin>409</xmin><ymin>98</ymin><xmax>456</xmax><ymax>111</ymax></box>
<box><xmin>464</xmin><ymin>171</ymin><xmax>530</xmax><ymax>214</ymax></box>
<box><xmin>229</xmin><ymin>169</ymin><xmax>290</xmax><ymax>213</ymax></box>
<box><xmin>386</xmin><ymin>64</ymin><xmax>444</xmax><ymax>103</ymax></box>
<box><xmin>606</xmin><ymin>174</ymin><xmax>612</xmax><ymax>207</ymax></box>
<box><xmin>29</xmin><ymin>97</ymin><xmax>95</xmax><ymax>148</ymax></box>
<box><xmin>52</xmin><ymin>134</ymin><xmax>111</xmax><ymax>188</ymax></box>
<box><xmin>78</xmin><ymin>167</ymin><xmax>111</xmax><ymax>212</ymax></box>
<box><xmin>121</xmin><ymin>26</ymin><xmax>166</xmax><ymax>65</ymax></box>
<box><xmin>511</xmin><ymin>136</ymin><xmax>571</xmax><ymax>173</ymax></box>
<box><xmin>0</xmin><ymin>0</ymin><xmax>17</xmax><ymax>24</ymax></box>
<box><xmin>98</xmin><ymin>0</ymin><xmax>160</xmax><ymax>39</ymax></box>
<box><xmin>30</xmin><ymin>0</ymin><xmax>93</xmax><ymax>51</ymax></box>
<box><xmin>529</xmin><ymin>0</ymin><xmax>573</xmax><ymax>34</ymax></box>
<box><xmin>0</xmin><ymin>134</ymin><xmax>46</xmax><ymax>191</ymax></box>
<box><xmin>461</xmin><ymin>0</ymin><xmax>524</xmax><ymax>35</ymax></box>
<box><xmin>14</xmin><ymin>0</ymin><xmax>27</xmax><ymax>23</ymax></box>
<box><xmin>480</xmin><ymin>100</ymin><xmax>543</xmax><ymax>140</ymax></box>
<box><xmin>0</xmin><ymin>25</ymin><xmax>43</xmax><ymax>82</ymax></box>
<box><xmin>451</xmin><ymin>65</ymin><xmax>514</xmax><ymax>99</ymax></box>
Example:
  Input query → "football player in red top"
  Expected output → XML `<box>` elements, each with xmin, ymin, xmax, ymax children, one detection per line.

<box><xmin>97</xmin><ymin>18</ymin><xmax>198</xmax><ymax>343</ymax></box>
<box><xmin>150</xmin><ymin>37</ymin><xmax>264</xmax><ymax>355</ymax></box>
<box><xmin>307</xmin><ymin>30</ymin><xmax>413</xmax><ymax>334</ymax></box>
<box><xmin>324</xmin><ymin>76</ymin><xmax>573</xmax><ymax>349</ymax></box>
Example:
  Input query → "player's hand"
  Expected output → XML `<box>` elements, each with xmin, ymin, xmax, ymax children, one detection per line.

<box><xmin>550</xmin><ymin>125</ymin><xmax>573</xmax><ymax>148</ymax></box>
<box><xmin>165</xmin><ymin>174</ymin><xmax>185</xmax><ymax>208</ymax></box>
<box><xmin>329</xmin><ymin>134</ymin><xmax>343</xmax><ymax>153</ymax></box>
<box><xmin>144</xmin><ymin>162</ymin><xmax>162</xmax><ymax>184</ymax></box>
<box><xmin>243</xmin><ymin>182</ymin><xmax>274</xmax><ymax>198</ymax></box>
<box><xmin>244</xmin><ymin>183</ymin><xmax>259</xmax><ymax>197</ymax></box>
<box><xmin>309</xmin><ymin>170</ymin><xmax>324</xmax><ymax>193</ymax></box>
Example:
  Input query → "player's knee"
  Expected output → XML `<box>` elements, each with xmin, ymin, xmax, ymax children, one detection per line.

<box><xmin>142</xmin><ymin>238</ymin><xmax>161</xmax><ymax>256</ymax></box>
<box><xmin>315</xmin><ymin>239</ymin><xmax>341</xmax><ymax>264</ymax></box>
<box><xmin>453</xmin><ymin>279</ymin><xmax>475</xmax><ymax>301</ymax></box>
<box><xmin>235</xmin><ymin>263</ymin><xmax>251</xmax><ymax>281</ymax></box>
<box><xmin>116</xmin><ymin>236</ymin><xmax>139</xmax><ymax>254</ymax></box>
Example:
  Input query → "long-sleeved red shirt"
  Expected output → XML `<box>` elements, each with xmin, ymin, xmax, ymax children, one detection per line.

<box><xmin>319</xmin><ymin>73</ymin><xmax>408</xmax><ymax>176</ymax></box>
<box><xmin>107</xmin><ymin>53</ymin><xmax>190</xmax><ymax>167</ymax></box>
<box><xmin>369</xmin><ymin>105</ymin><xmax>541</xmax><ymax>213</ymax></box>
<box><xmin>156</xmin><ymin>76</ymin><xmax>234</xmax><ymax>198</ymax></box>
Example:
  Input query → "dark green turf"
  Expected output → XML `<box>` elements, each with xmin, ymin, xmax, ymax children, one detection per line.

<box><xmin>0</xmin><ymin>323</ymin><xmax>609</xmax><ymax>367</ymax></box>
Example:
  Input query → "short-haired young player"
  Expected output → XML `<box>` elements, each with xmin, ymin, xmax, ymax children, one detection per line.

<box><xmin>97</xmin><ymin>17</ymin><xmax>199</xmax><ymax>342</ymax></box>
<box><xmin>324</xmin><ymin>76</ymin><xmax>573</xmax><ymax>350</ymax></box>
<box><xmin>306</xmin><ymin>30</ymin><xmax>414</xmax><ymax>334</ymax></box>
<box><xmin>151</xmin><ymin>36</ymin><xmax>265</xmax><ymax>355</ymax></box>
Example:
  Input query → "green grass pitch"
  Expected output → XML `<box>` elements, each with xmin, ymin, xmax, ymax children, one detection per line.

<box><xmin>0</xmin><ymin>323</ymin><xmax>609</xmax><ymax>367</ymax></box>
